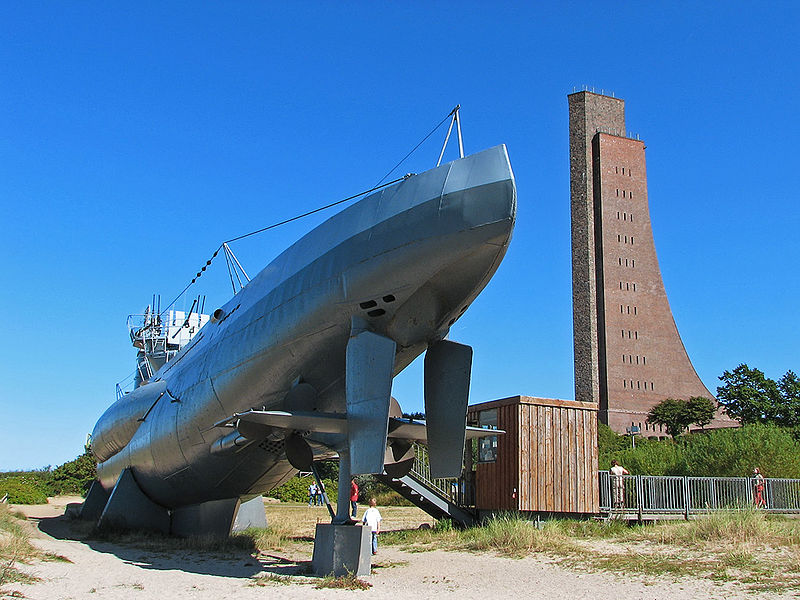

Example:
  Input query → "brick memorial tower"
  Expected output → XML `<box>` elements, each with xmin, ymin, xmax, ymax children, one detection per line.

<box><xmin>568</xmin><ymin>91</ymin><xmax>732</xmax><ymax>434</ymax></box>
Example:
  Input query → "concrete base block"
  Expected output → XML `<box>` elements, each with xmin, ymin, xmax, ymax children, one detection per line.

<box><xmin>171</xmin><ymin>498</ymin><xmax>240</xmax><ymax>537</ymax></box>
<box><xmin>98</xmin><ymin>468</ymin><xmax>170</xmax><ymax>533</ymax></box>
<box><xmin>311</xmin><ymin>523</ymin><xmax>372</xmax><ymax>577</ymax></box>
<box><xmin>232</xmin><ymin>495</ymin><xmax>267</xmax><ymax>532</ymax></box>
<box><xmin>80</xmin><ymin>480</ymin><xmax>109</xmax><ymax>521</ymax></box>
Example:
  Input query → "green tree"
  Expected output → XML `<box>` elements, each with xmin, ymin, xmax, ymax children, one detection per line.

<box><xmin>647</xmin><ymin>398</ymin><xmax>694</xmax><ymax>438</ymax></box>
<box><xmin>717</xmin><ymin>364</ymin><xmax>800</xmax><ymax>426</ymax></box>
<box><xmin>49</xmin><ymin>451</ymin><xmax>96</xmax><ymax>496</ymax></box>
<box><xmin>685</xmin><ymin>396</ymin><xmax>717</xmax><ymax>429</ymax></box>
<box><xmin>777</xmin><ymin>370</ymin><xmax>800</xmax><ymax>427</ymax></box>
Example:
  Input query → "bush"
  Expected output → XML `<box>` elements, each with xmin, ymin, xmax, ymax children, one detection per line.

<box><xmin>599</xmin><ymin>422</ymin><xmax>800</xmax><ymax>477</ymax></box>
<box><xmin>681</xmin><ymin>423</ymin><xmax>800</xmax><ymax>478</ymax></box>
<box><xmin>49</xmin><ymin>451</ymin><xmax>96</xmax><ymax>496</ymax></box>
<box><xmin>0</xmin><ymin>476</ymin><xmax>49</xmax><ymax>504</ymax></box>
<box><xmin>267</xmin><ymin>475</ymin><xmax>336</xmax><ymax>503</ymax></box>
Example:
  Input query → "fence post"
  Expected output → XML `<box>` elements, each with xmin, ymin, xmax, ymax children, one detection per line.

<box><xmin>636</xmin><ymin>475</ymin><xmax>643</xmax><ymax>523</ymax></box>
<box><xmin>683</xmin><ymin>476</ymin><xmax>690</xmax><ymax>521</ymax></box>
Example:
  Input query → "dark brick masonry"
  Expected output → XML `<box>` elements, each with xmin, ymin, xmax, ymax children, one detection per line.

<box><xmin>568</xmin><ymin>91</ymin><xmax>735</xmax><ymax>434</ymax></box>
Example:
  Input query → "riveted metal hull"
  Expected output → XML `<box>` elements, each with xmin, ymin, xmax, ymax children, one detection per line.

<box><xmin>94</xmin><ymin>144</ymin><xmax>516</xmax><ymax>509</ymax></box>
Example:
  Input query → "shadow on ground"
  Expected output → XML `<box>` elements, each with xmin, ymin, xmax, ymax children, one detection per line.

<box><xmin>34</xmin><ymin>513</ymin><xmax>313</xmax><ymax>579</ymax></box>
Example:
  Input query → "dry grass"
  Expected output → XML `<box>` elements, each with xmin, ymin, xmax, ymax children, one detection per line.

<box><xmin>382</xmin><ymin>509</ymin><xmax>800</xmax><ymax>593</ymax></box>
<box><xmin>0</xmin><ymin>504</ymin><xmax>69</xmax><ymax>593</ymax></box>
<box><xmin>315</xmin><ymin>572</ymin><xmax>372</xmax><ymax>590</ymax></box>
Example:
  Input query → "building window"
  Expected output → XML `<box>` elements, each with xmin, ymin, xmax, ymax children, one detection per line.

<box><xmin>635</xmin><ymin>331</ymin><xmax>638</xmax><ymax>339</ymax></box>
<box><xmin>634</xmin><ymin>306</ymin><xmax>638</xmax><ymax>315</ymax></box>
<box><xmin>632</xmin><ymin>259</ymin><xmax>635</xmax><ymax>268</ymax></box>
<box><xmin>623</xmin><ymin>380</ymin><xmax>627</xmax><ymax>388</ymax></box>
<box><xmin>633</xmin><ymin>283</ymin><xmax>637</xmax><ymax>292</ymax></box>
<box><xmin>621</xmin><ymin>329</ymin><xmax>625</xmax><ymax>338</ymax></box>
<box><xmin>477</xmin><ymin>409</ymin><xmax>498</xmax><ymax>463</ymax></box>
<box><xmin>616</xmin><ymin>188</ymin><xmax>619</xmax><ymax>197</ymax></box>
<box><xmin>631</xmin><ymin>237</ymin><xmax>634</xmax><ymax>245</ymax></box>
<box><xmin>643</xmin><ymin>356</ymin><xmax>647</xmax><ymax>365</ymax></box>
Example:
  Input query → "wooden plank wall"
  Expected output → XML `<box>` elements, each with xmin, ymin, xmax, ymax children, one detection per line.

<box><xmin>471</xmin><ymin>396</ymin><xmax>599</xmax><ymax>514</ymax></box>
<box><xmin>473</xmin><ymin>402</ymin><xmax>519</xmax><ymax>511</ymax></box>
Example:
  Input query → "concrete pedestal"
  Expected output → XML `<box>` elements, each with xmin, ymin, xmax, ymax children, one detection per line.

<box><xmin>311</xmin><ymin>523</ymin><xmax>372</xmax><ymax>577</ymax></box>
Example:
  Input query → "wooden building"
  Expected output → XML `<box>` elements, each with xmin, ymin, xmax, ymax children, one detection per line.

<box><xmin>467</xmin><ymin>396</ymin><xmax>599</xmax><ymax>516</ymax></box>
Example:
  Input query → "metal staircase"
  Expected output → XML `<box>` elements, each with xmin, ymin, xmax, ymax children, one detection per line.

<box><xmin>376</xmin><ymin>443</ymin><xmax>477</xmax><ymax>527</ymax></box>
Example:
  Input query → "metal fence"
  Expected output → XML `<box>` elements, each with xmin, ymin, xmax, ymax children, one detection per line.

<box><xmin>599</xmin><ymin>471</ymin><xmax>800</xmax><ymax>517</ymax></box>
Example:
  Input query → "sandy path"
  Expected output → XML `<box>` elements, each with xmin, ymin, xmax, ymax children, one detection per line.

<box><xmin>3</xmin><ymin>499</ymin><xmax>786</xmax><ymax>600</ymax></box>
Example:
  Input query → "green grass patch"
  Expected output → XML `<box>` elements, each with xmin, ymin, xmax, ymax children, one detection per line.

<box><xmin>315</xmin><ymin>572</ymin><xmax>372</xmax><ymax>590</ymax></box>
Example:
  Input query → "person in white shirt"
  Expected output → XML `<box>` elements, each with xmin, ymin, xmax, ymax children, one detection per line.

<box><xmin>362</xmin><ymin>497</ymin><xmax>382</xmax><ymax>555</ymax></box>
<box><xmin>610</xmin><ymin>459</ymin><xmax>629</xmax><ymax>508</ymax></box>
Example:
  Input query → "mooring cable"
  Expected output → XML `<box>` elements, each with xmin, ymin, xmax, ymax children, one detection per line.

<box><xmin>158</xmin><ymin>107</ymin><xmax>457</xmax><ymax>317</ymax></box>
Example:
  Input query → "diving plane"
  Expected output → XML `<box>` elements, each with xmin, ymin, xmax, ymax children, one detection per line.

<box><xmin>84</xmin><ymin>144</ymin><xmax>516</xmax><ymax>536</ymax></box>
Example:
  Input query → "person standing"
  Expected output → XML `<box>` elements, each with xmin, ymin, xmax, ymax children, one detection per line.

<box><xmin>316</xmin><ymin>481</ymin><xmax>326</xmax><ymax>506</ymax></box>
<box><xmin>349</xmin><ymin>478</ymin><xmax>360</xmax><ymax>518</ymax></box>
<box><xmin>753</xmin><ymin>468</ymin><xmax>766</xmax><ymax>508</ymax></box>
<box><xmin>610</xmin><ymin>459</ymin><xmax>629</xmax><ymax>509</ymax></box>
<box><xmin>362</xmin><ymin>497</ymin><xmax>382</xmax><ymax>555</ymax></box>
<box><xmin>308</xmin><ymin>482</ymin><xmax>317</xmax><ymax>506</ymax></box>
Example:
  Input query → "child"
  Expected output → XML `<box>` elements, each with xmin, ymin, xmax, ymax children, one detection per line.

<box><xmin>362</xmin><ymin>497</ymin><xmax>382</xmax><ymax>555</ymax></box>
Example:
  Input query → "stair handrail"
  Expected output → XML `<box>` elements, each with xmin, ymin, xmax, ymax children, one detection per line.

<box><xmin>409</xmin><ymin>442</ymin><xmax>459</xmax><ymax>501</ymax></box>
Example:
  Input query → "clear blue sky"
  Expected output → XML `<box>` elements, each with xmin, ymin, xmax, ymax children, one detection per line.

<box><xmin>1</xmin><ymin>3</ymin><xmax>798</xmax><ymax>470</ymax></box>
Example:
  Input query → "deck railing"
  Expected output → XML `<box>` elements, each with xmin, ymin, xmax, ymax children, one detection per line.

<box><xmin>408</xmin><ymin>443</ymin><xmax>475</xmax><ymax>508</ymax></box>
<box><xmin>599</xmin><ymin>471</ymin><xmax>800</xmax><ymax>516</ymax></box>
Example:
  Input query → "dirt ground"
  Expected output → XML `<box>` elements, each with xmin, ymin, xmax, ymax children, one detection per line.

<box><xmin>2</xmin><ymin>497</ymin><xmax>789</xmax><ymax>599</ymax></box>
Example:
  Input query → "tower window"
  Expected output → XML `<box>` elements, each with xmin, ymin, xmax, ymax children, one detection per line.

<box><xmin>634</xmin><ymin>306</ymin><xmax>637</xmax><ymax>315</ymax></box>
<box><xmin>616</xmin><ymin>188</ymin><xmax>619</xmax><ymax>197</ymax></box>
